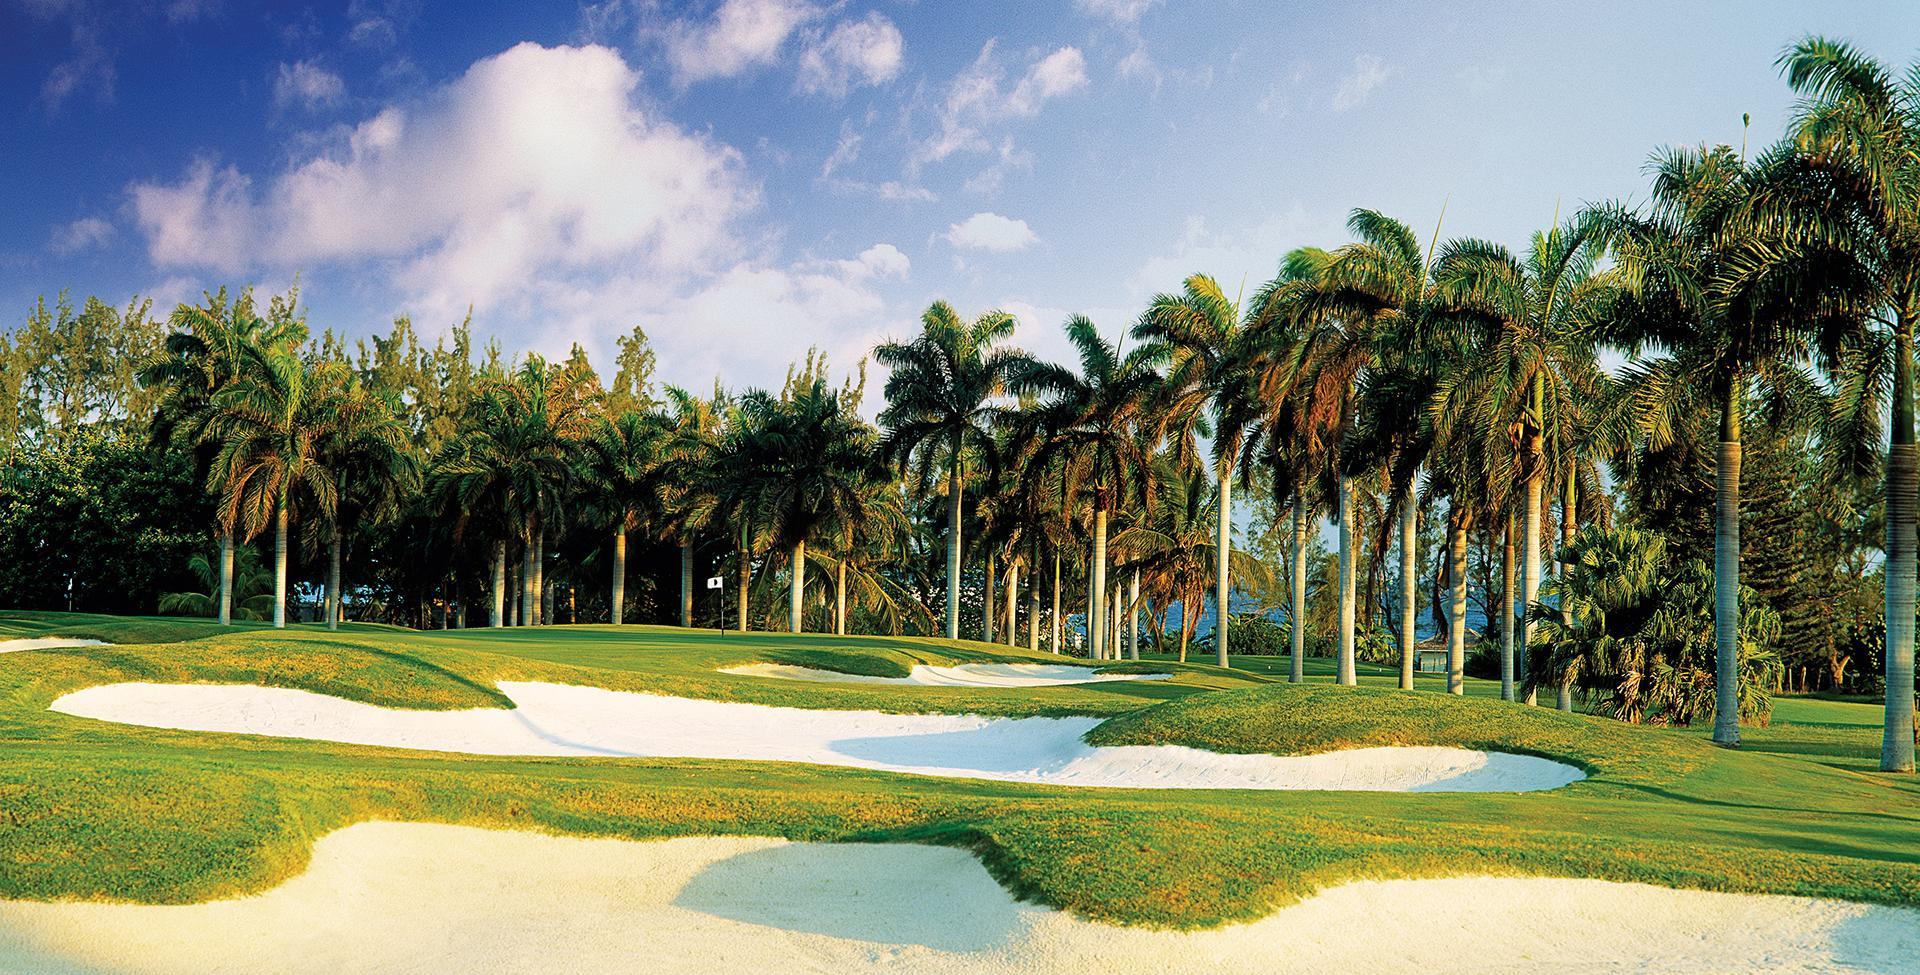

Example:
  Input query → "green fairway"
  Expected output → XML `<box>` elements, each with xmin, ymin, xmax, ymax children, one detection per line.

<box><xmin>1</xmin><ymin>612</ymin><xmax>1915</xmax><ymax>929</ymax></box>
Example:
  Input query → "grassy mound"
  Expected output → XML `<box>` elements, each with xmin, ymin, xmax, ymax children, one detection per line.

<box><xmin>1087</xmin><ymin>683</ymin><xmax>1707</xmax><ymax>785</ymax></box>
<box><xmin>0</xmin><ymin>617</ymin><xmax>1914</xmax><ymax>927</ymax></box>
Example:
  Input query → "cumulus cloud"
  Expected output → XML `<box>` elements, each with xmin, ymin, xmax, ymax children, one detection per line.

<box><xmin>837</xmin><ymin>242</ymin><xmax>910</xmax><ymax>280</ymax></box>
<box><xmin>660</xmin><ymin>0</ymin><xmax>820</xmax><ymax>86</ymax></box>
<box><xmin>50</xmin><ymin>216</ymin><xmax>114</xmax><ymax>254</ymax></box>
<box><xmin>945</xmin><ymin>212</ymin><xmax>1037</xmax><ymax>252</ymax></box>
<box><xmin>1331</xmin><ymin>54</ymin><xmax>1391</xmax><ymax>111</ymax></box>
<box><xmin>273</xmin><ymin>60</ymin><xmax>346</xmax><ymax>111</ymax></box>
<box><xmin>913</xmin><ymin>41</ymin><xmax>1089</xmax><ymax>170</ymax></box>
<box><xmin>796</xmin><ymin>11</ymin><xmax>902</xmax><ymax>97</ymax></box>
<box><xmin>1073</xmin><ymin>0</ymin><xmax>1160</xmax><ymax>24</ymax></box>
<box><xmin>130</xmin><ymin>42</ymin><xmax>756</xmax><ymax>327</ymax></box>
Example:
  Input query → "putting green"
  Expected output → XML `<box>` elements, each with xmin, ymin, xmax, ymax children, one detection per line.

<box><xmin>0</xmin><ymin>611</ymin><xmax>1915</xmax><ymax>930</ymax></box>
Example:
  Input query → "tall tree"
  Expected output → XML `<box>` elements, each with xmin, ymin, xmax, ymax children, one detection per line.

<box><xmin>876</xmin><ymin>303</ymin><xmax>1024</xmax><ymax>641</ymax></box>
<box><xmin>1136</xmin><ymin>274</ymin><xmax>1253</xmax><ymax>666</ymax></box>
<box><xmin>1769</xmin><ymin>36</ymin><xmax>1920</xmax><ymax>770</ymax></box>
<box><xmin>582</xmin><ymin>409</ymin><xmax>665</xmax><ymax>625</ymax></box>
<box><xmin>1013</xmin><ymin>316</ymin><xmax>1161</xmax><ymax>660</ymax></box>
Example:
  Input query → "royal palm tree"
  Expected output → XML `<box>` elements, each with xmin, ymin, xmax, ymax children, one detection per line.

<box><xmin>1238</xmin><ymin>247</ymin><xmax>1336</xmax><ymax>683</ymax></box>
<box><xmin>1304</xmin><ymin>209</ymin><xmax>1451</xmax><ymax>689</ymax></box>
<box><xmin>1767</xmin><ymin>37</ymin><xmax>1920</xmax><ymax>770</ymax></box>
<box><xmin>1136</xmin><ymin>274</ymin><xmax>1254</xmax><ymax>666</ymax></box>
<box><xmin>729</xmin><ymin>378</ymin><xmax>878</xmax><ymax>633</ymax></box>
<box><xmin>1591</xmin><ymin>146</ymin><xmax>1830</xmax><ymax>743</ymax></box>
<box><xmin>582</xmin><ymin>409</ymin><xmax>665</xmax><ymax>624</ymax></box>
<box><xmin>205</xmin><ymin>330</ymin><xmax>328</xmax><ymax>628</ymax></box>
<box><xmin>1013</xmin><ymin>316</ymin><xmax>1161</xmax><ymax>660</ymax></box>
<box><xmin>139</xmin><ymin>288</ymin><xmax>303</xmax><ymax>625</ymax></box>
<box><xmin>876</xmin><ymin>303</ymin><xmax>1025</xmax><ymax>640</ymax></box>
<box><xmin>1433</xmin><ymin>215</ymin><xmax>1615</xmax><ymax>706</ymax></box>
<box><xmin>309</xmin><ymin>362</ymin><xmax>415</xmax><ymax>629</ymax></box>
<box><xmin>657</xmin><ymin>386</ymin><xmax>728</xmax><ymax>626</ymax></box>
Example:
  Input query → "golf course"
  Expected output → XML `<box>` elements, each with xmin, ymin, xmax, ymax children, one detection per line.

<box><xmin>0</xmin><ymin>612</ymin><xmax>1913</xmax><ymax>972</ymax></box>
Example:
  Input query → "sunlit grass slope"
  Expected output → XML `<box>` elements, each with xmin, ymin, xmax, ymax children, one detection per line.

<box><xmin>0</xmin><ymin>611</ymin><xmax>1914</xmax><ymax>928</ymax></box>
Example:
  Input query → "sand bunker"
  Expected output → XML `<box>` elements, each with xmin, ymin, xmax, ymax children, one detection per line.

<box><xmin>0</xmin><ymin>638</ymin><xmax>104</xmax><ymax>654</ymax></box>
<box><xmin>0</xmin><ymin>821</ymin><xmax>1911</xmax><ymax>975</ymax></box>
<box><xmin>723</xmin><ymin>662</ymin><xmax>1171</xmax><ymax>687</ymax></box>
<box><xmin>50</xmin><ymin>681</ymin><xmax>1583</xmax><ymax>792</ymax></box>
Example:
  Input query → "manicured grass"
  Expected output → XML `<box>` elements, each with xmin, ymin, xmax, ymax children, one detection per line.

<box><xmin>0</xmin><ymin>613</ymin><xmax>1915</xmax><ymax>929</ymax></box>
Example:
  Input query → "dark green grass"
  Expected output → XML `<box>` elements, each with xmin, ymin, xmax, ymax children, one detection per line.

<box><xmin>0</xmin><ymin>615</ymin><xmax>1915</xmax><ymax>928</ymax></box>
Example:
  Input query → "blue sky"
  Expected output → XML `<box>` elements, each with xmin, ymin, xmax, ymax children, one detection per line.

<box><xmin>5</xmin><ymin>0</ymin><xmax>1919</xmax><ymax>398</ymax></box>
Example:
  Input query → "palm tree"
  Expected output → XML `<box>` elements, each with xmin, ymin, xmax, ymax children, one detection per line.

<box><xmin>657</xmin><ymin>386</ymin><xmax>728</xmax><ymax>627</ymax></box>
<box><xmin>1302</xmin><ymin>209</ymin><xmax>1451</xmax><ymax>690</ymax></box>
<box><xmin>1591</xmin><ymin>146</ymin><xmax>1828</xmax><ymax>744</ymax></box>
<box><xmin>1433</xmin><ymin>215</ymin><xmax>1615</xmax><ymax>705</ymax></box>
<box><xmin>728</xmin><ymin>377</ymin><xmax>878</xmax><ymax>633</ymax></box>
<box><xmin>139</xmin><ymin>288</ymin><xmax>303</xmax><ymax>625</ymax></box>
<box><xmin>309</xmin><ymin>361</ymin><xmax>415</xmax><ymax>630</ymax></box>
<box><xmin>876</xmin><ymin>303</ymin><xmax>1024</xmax><ymax>640</ymax></box>
<box><xmin>582</xmin><ymin>409</ymin><xmax>665</xmax><ymax>624</ymax></box>
<box><xmin>1115</xmin><ymin>454</ymin><xmax>1268</xmax><ymax>661</ymax></box>
<box><xmin>1013</xmin><ymin>316</ymin><xmax>1161</xmax><ymax>660</ymax></box>
<box><xmin>205</xmin><ymin>330</ymin><xmax>328</xmax><ymax>628</ymax></box>
<box><xmin>1239</xmin><ymin>247</ymin><xmax>1336</xmax><ymax>683</ymax></box>
<box><xmin>1136</xmin><ymin>274</ymin><xmax>1254</xmax><ymax>666</ymax></box>
<box><xmin>1768</xmin><ymin>37</ymin><xmax>1920</xmax><ymax>770</ymax></box>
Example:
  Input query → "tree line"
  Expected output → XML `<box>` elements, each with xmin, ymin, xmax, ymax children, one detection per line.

<box><xmin>0</xmin><ymin>37</ymin><xmax>1913</xmax><ymax>771</ymax></box>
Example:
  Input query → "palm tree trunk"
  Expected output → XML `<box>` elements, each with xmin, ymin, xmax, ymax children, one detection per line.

<box><xmin>272</xmin><ymin>497</ymin><xmax>289</xmax><ymax>629</ymax></box>
<box><xmin>1501</xmin><ymin>512</ymin><xmax>1516</xmax><ymax>701</ymax></box>
<box><xmin>218</xmin><ymin>531</ymin><xmax>234</xmax><ymax>625</ymax></box>
<box><xmin>736</xmin><ymin>545</ymin><xmax>749</xmax><ymax>632</ymax></box>
<box><xmin>1558</xmin><ymin>478</ymin><xmax>1577</xmax><ymax>712</ymax></box>
<box><xmin>1522</xmin><ymin>377</ymin><xmax>1544</xmax><ymax>705</ymax></box>
<box><xmin>611</xmin><ymin>527</ymin><xmax>627</xmax><ymax>625</ymax></box>
<box><xmin>491</xmin><ymin>540</ymin><xmax>506</xmax><ymax>628</ymax></box>
<box><xmin>984</xmin><ymin>557</ymin><xmax>997</xmax><ymax>643</ymax></box>
<box><xmin>327</xmin><ymin>531</ymin><xmax>343</xmax><ymax>630</ymax></box>
<box><xmin>1091</xmin><ymin>508</ymin><xmax>1108</xmax><ymax>660</ymax></box>
<box><xmin>521</xmin><ymin>528</ymin><xmax>535</xmax><ymax>627</ymax></box>
<box><xmin>680</xmin><ymin>542</ymin><xmax>694</xmax><ymax>627</ymax></box>
<box><xmin>1887</xmin><ymin>321</ymin><xmax>1917</xmax><ymax>773</ymax></box>
<box><xmin>1028</xmin><ymin>540</ymin><xmax>1042</xmax><ymax>652</ymax></box>
<box><xmin>1215</xmin><ymin>465</ymin><xmax>1232</xmax><ymax>667</ymax></box>
<box><xmin>1129</xmin><ymin>569</ymin><xmax>1141</xmax><ymax>660</ymax></box>
<box><xmin>1447</xmin><ymin>515</ymin><xmax>1470</xmax><ymax>696</ymax></box>
<box><xmin>790</xmin><ymin>539</ymin><xmax>806</xmax><ymax>633</ymax></box>
<box><xmin>1050</xmin><ymin>549</ymin><xmax>1062</xmax><ymax>654</ymax></box>
<box><xmin>1713</xmin><ymin>380</ymin><xmax>1742</xmax><ymax>747</ymax></box>
<box><xmin>537</xmin><ymin>532</ymin><xmax>550</xmax><ymax>626</ymax></box>
<box><xmin>835</xmin><ymin>561</ymin><xmax>847</xmax><ymax>635</ymax></box>
<box><xmin>1337</xmin><ymin>475</ymin><xmax>1357</xmax><ymax>686</ymax></box>
<box><xmin>1399</xmin><ymin>495</ymin><xmax>1417</xmax><ymax>690</ymax></box>
<box><xmin>1004</xmin><ymin>562</ymin><xmax>1019</xmax><ymax>646</ymax></box>
<box><xmin>946</xmin><ymin>461</ymin><xmax>963</xmax><ymax>641</ymax></box>
<box><xmin>1167</xmin><ymin>587</ymin><xmax>1182</xmax><ymax>664</ymax></box>
<box><xmin>1290</xmin><ymin>502</ymin><xmax>1308</xmax><ymax>684</ymax></box>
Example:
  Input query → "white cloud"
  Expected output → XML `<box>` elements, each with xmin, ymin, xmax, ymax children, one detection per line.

<box><xmin>822</xmin><ymin>178</ymin><xmax>936</xmax><ymax>202</ymax></box>
<box><xmin>913</xmin><ymin>41</ymin><xmax>1089</xmax><ymax>170</ymax></box>
<box><xmin>820</xmin><ymin>120</ymin><xmax>860</xmax><ymax>177</ymax></box>
<box><xmin>273</xmin><ymin>60</ymin><xmax>345</xmax><ymax>111</ymax></box>
<box><xmin>946</xmin><ymin>212</ymin><xmax>1037</xmax><ymax>252</ymax></box>
<box><xmin>1331</xmin><ymin>54</ymin><xmax>1391</xmax><ymax>112</ymax></box>
<box><xmin>961</xmin><ymin>138</ymin><xmax>1032</xmax><ymax>195</ymax></box>
<box><xmin>49</xmin><ymin>216</ymin><xmax>114</xmax><ymax>254</ymax></box>
<box><xmin>130</xmin><ymin>42</ymin><xmax>755</xmax><ymax>329</ymax></box>
<box><xmin>1073</xmin><ymin>0</ymin><xmax>1160</xmax><ymax>24</ymax></box>
<box><xmin>837</xmin><ymin>242</ymin><xmax>910</xmax><ymax>280</ymax></box>
<box><xmin>796</xmin><ymin>11</ymin><xmax>902</xmax><ymax>97</ymax></box>
<box><xmin>660</xmin><ymin>0</ymin><xmax>820</xmax><ymax>86</ymax></box>
<box><xmin>1005</xmin><ymin>47</ymin><xmax>1087</xmax><ymax>116</ymax></box>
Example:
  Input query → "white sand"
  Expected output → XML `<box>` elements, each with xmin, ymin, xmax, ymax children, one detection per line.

<box><xmin>49</xmin><ymin>681</ymin><xmax>1583</xmax><ymax>792</ymax></box>
<box><xmin>723</xmin><ymin>662</ymin><xmax>1172</xmax><ymax>687</ymax></box>
<box><xmin>0</xmin><ymin>637</ymin><xmax>105</xmax><ymax>654</ymax></box>
<box><xmin>0</xmin><ymin>821</ymin><xmax>1910</xmax><ymax>975</ymax></box>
